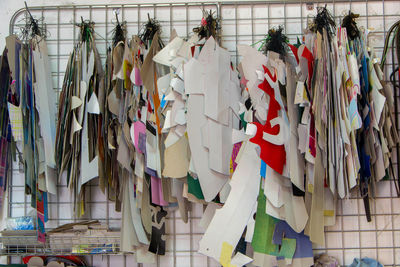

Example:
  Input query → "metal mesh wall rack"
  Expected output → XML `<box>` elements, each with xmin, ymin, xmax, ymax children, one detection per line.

<box><xmin>5</xmin><ymin>1</ymin><xmax>400</xmax><ymax>266</ymax></box>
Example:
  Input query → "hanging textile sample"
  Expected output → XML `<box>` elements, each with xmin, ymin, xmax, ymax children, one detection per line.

<box><xmin>55</xmin><ymin>19</ymin><xmax>103</xmax><ymax>217</ymax></box>
<box><xmin>0</xmin><ymin>47</ymin><xmax>14</xmax><ymax>220</ymax></box>
<box><xmin>4</xmin><ymin>8</ymin><xmax>58</xmax><ymax>242</ymax></box>
<box><xmin>235</xmin><ymin>26</ymin><xmax>313</xmax><ymax>266</ymax></box>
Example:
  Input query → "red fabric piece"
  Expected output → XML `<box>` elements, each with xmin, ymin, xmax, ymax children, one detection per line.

<box><xmin>308</xmin><ymin>113</ymin><xmax>316</xmax><ymax>158</ymax></box>
<box><xmin>147</xmin><ymin>92</ymin><xmax>153</xmax><ymax>113</ymax></box>
<box><xmin>249</xmin><ymin>66</ymin><xmax>286</xmax><ymax>175</ymax></box>
<box><xmin>301</xmin><ymin>46</ymin><xmax>314</xmax><ymax>88</ymax></box>
<box><xmin>191</xmin><ymin>46</ymin><xmax>195</xmax><ymax>57</ymax></box>
<box><xmin>288</xmin><ymin>43</ymin><xmax>299</xmax><ymax>64</ymax></box>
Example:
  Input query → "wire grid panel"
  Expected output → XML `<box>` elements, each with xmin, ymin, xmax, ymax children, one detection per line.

<box><xmin>7</xmin><ymin>1</ymin><xmax>400</xmax><ymax>266</ymax></box>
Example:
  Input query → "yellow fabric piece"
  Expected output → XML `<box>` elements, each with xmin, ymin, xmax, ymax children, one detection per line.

<box><xmin>308</xmin><ymin>183</ymin><xmax>314</xmax><ymax>193</ymax></box>
<box><xmin>324</xmin><ymin>210</ymin><xmax>335</xmax><ymax>217</ymax></box>
<box><xmin>220</xmin><ymin>242</ymin><xmax>238</xmax><ymax>267</ymax></box>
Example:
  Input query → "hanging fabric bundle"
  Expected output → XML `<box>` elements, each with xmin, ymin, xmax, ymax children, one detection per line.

<box><xmin>104</xmin><ymin>13</ymin><xmax>154</xmax><ymax>256</ymax></box>
<box><xmin>343</xmin><ymin>12</ymin><xmax>398</xmax><ymax>221</ymax></box>
<box><xmin>152</xmin><ymin>25</ymin><xmax>200</xmax><ymax>223</ymax></box>
<box><xmin>235</xmin><ymin>25</ymin><xmax>314</xmax><ymax>266</ymax></box>
<box><xmin>4</xmin><ymin>3</ymin><xmax>57</xmax><ymax>242</ymax></box>
<box><xmin>0</xmin><ymin>43</ymin><xmax>15</xmax><ymax>223</ymax></box>
<box><xmin>104</xmin><ymin>13</ymin><xmax>170</xmax><ymax>260</ymax></box>
<box><xmin>137</xmin><ymin>14</ymin><xmax>170</xmax><ymax>257</ymax></box>
<box><xmin>301</xmin><ymin>6</ymin><xmax>339</xmax><ymax>245</ymax></box>
<box><xmin>194</xmin><ymin>6</ymin><xmax>398</xmax><ymax>266</ymax></box>
<box><xmin>55</xmin><ymin>18</ymin><xmax>103</xmax><ymax>217</ymax></box>
<box><xmin>185</xmin><ymin>10</ymin><xmax>248</xmax><ymax>265</ymax></box>
<box><xmin>103</xmin><ymin>13</ymin><xmax>127</xmax><ymax>213</ymax></box>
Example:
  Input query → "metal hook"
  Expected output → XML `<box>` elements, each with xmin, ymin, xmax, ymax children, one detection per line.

<box><xmin>24</xmin><ymin>1</ymin><xmax>34</xmax><ymax>21</ymax></box>
<box><xmin>116</xmin><ymin>12</ymin><xmax>120</xmax><ymax>26</ymax></box>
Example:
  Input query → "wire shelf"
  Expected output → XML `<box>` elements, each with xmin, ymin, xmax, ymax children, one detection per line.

<box><xmin>0</xmin><ymin>230</ymin><xmax>121</xmax><ymax>256</ymax></box>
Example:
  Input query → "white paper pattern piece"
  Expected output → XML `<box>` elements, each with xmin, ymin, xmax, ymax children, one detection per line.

<box><xmin>80</xmin><ymin>108</ymin><xmax>99</xmax><ymax>187</ymax></box>
<box><xmin>199</xmin><ymin>141</ymin><xmax>260</xmax><ymax>261</ymax></box>
<box><xmin>32</xmin><ymin>38</ymin><xmax>58</xmax><ymax>194</ymax></box>
<box><xmin>184</xmin><ymin>36</ymin><xmax>241</xmax><ymax>202</ymax></box>
<box><xmin>87</xmin><ymin>92</ymin><xmax>101</xmax><ymax>114</ymax></box>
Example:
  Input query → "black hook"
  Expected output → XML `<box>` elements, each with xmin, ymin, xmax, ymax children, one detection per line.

<box><xmin>116</xmin><ymin>12</ymin><xmax>120</xmax><ymax>26</ymax></box>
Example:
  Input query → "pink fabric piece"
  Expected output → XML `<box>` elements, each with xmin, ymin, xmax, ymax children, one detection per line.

<box><xmin>135</xmin><ymin>67</ymin><xmax>143</xmax><ymax>86</ymax></box>
<box><xmin>240</xmin><ymin>76</ymin><xmax>248</xmax><ymax>86</ymax></box>
<box><xmin>133</xmin><ymin>121</ymin><xmax>146</xmax><ymax>153</ymax></box>
<box><xmin>231</xmin><ymin>142</ymin><xmax>242</xmax><ymax>173</ymax></box>
<box><xmin>151</xmin><ymin>176</ymin><xmax>168</xmax><ymax>206</ymax></box>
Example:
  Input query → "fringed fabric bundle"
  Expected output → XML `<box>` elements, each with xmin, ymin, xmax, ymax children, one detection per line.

<box><xmin>4</xmin><ymin>8</ymin><xmax>58</xmax><ymax>242</ymax></box>
<box><xmin>55</xmin><ymin>20</ymin><xmax>104</xmax><ymax>217</ymax></box>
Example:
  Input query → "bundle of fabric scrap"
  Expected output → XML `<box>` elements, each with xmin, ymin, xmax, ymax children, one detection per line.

<box><xmin>55</xmin><ymin>19</ymin><xmax>104</xmax><ymax>218</ymax></box>
<box><xmin>0</xmin><ymin>40</ymin><xmax>15</xmax><ymax>223</ymax></box>
<box><xmin>102</xmin><ymin>15</ymin><xmax>173</xmax><ymax>261</ymax></box>
<box><xmin>3</xmin><ymin>8</ymin><xmax>58</xmax><ymax>242</ymax></box>
<box><xmin>195</xmin><ymin>7</ymin><xmax>398</xmax><ymax>267</ymax></box>
<box><xmin>111</xmin><ymin>10</ymin><xmax>244</xmax><ymax>260</ymax></box>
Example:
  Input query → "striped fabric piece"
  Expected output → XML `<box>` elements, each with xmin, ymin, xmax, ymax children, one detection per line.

<box><xmin>7</xmin><ymin>102</ymin><xmax>23</xmax><ymax>141</ymax></box>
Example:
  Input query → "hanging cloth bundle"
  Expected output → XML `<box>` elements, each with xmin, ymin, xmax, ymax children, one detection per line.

<box><xmin>55</xmin><ymin>18</ymin><xmax>104</xmax><ymax>217</ymax></box>
<box><xmin>3</xmin><ymin>1</ymin><xmax>57</xmax><ymax>242</ymax></box>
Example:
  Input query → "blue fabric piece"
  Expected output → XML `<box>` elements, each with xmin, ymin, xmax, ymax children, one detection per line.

<box><xmin>168</xmin><ymin>202</ymin><xmax>178</xmax><ymax>208</ymax></box>
<box><xmin>15</xmin><ymin>41</ymin><xmax>21</xmax><ymax>100</ymax></box>
<box><xmin>363</xmin><ymin>111</ymin><xmax>371</xmax><ymax>129</ymax></box>
<box><xmin>145</xmin><ymin>167</ymin><xmax>157</xmax><ymax>177</ymax></box>
<box><xmin>236</xmin><ymin>237</ymin><xmax>247</xmax><ymax>255</ymax></box>
<box><xmin>361</xmin><ymin>56</ymin><xmax>369</xmax><ymax>93</ymax></box>
<box><xmin>359</xmin><ymin>55</ymin><xmax>371</xmax><ymax>130</ymax></box>
<box><xmin>43</xmin><ymin>192</ymin><xmax>48</xmax><ymax>222</ymax></box>
<box><xmin>349</xmin><ymin>258</ymin><xmax>383</xmax><ymax>267</ymax></box>
<box><xmin>160</xmin><ymin>94</ymin><xmax>167</xmax><ymax>108</ymax></box>
<box><xmin>359</xmin><ymin>146</ymin><xmax>371</xmax><ymax>182</ymax></box>
<box><xmin>272</xmin><ymin>220</ymin><xmax>313</xmax><ymax>259</ymax></box>
<box><xmin>260</xmin><ymin>160</ymin><xmax>266</xmax><ymax>178</ymax></box>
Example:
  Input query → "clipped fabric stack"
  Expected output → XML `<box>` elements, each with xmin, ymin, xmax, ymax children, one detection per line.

<box><xmin>55</xmin><ymin>20</ymin><xmax>104</xmax><ymax>218</ymax></box>
<box><xmin>198</xmin><ymin>7</ymin><xmax>398</xmax><ymax>267</ymax></box>
<box><xmin>4</xmin><ymin>13</ymin><xmax>58</xmax><ymax>242</ymax></box>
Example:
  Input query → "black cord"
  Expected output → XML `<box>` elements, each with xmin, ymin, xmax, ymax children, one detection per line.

<box><xmin>383</xmin><ymin>20</ymin><xmax>400</xmax><ymax>196</ymax></box>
